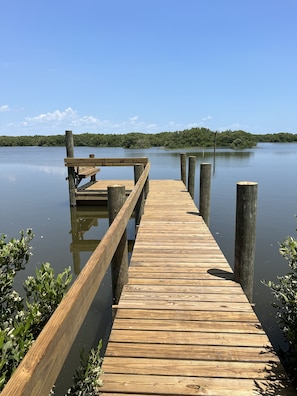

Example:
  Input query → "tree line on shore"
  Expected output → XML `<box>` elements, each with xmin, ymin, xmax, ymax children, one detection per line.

<box><xmin>0</xmin><ymin>128</ymin><xmax>296</xmax><ymax>149</ymax></box>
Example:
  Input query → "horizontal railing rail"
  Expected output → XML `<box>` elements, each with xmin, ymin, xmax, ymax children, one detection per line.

<box><xmin>64</xmin><ymin>157</ymin><xmax>148</xmax><ymax>167</ymax></box>
<box><xmin>1</xmin><ymin>162</ymin><xmax>150</xmax><ymax>396</ymax></box>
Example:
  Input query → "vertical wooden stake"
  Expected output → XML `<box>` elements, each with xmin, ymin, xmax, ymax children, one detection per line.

<box><xmin>134</xmin><ymin>164</ymin><xmax>145</xmax><ymax>230</ymax></box>
<box><xmin>234</xmin><ymin>181</ymin><xmax>258</xmax><ymax>303</ymax></box>
<box><xmin>108</xmin><ymin>185</ymin><xmax>128</xmax><ymax>305</ymax></box>
<box><xmin>188</xmin><ymin>156</ymin><xmax>196</xmax><ymax>199</ymax></box>
<box><xmin>199</xmin><ymin>163</ymin><xmax>212</xmax><ymax>226</ymax></box>
<box><xmin>65</xmin><ymin>130</ymin><xmax>76</xmax><ymax>207</ymax></box>
<box><xmin>180</xmin><ymin>153</ymin><xmax>187</xmax><ymax>186</ymax></box>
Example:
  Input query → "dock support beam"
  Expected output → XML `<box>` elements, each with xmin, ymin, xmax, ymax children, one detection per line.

<box><xmin>65</xmin><ymin>130</ymin><xmax>76</xmax><ymax>207</ymax></box>
<box><xmin>234</xmin><ymin>181</ymin><xmax>258</xmax><ymax>303</ymax></box>
<box><xmin>188</xmin><ymin>156</ymin><xmax>196</xmax><ymax>199</ymax></box>
<box><xmin>199</xmin><ymin>163</ymin><xmax>212</xmax><ymax>227</ymax></box>
<box><xmin>108</xmin><ymin>185</ymin><xmax>129</xmax><ymax>305</ymax></box>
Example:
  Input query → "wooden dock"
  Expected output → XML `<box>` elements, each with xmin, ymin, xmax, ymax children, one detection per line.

<box><xmin>100</xmin><ymin>180</ymin><xmax>293</xmax><ymax>395</ymax></box>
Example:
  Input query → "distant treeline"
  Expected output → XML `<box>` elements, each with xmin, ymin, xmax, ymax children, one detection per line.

<box><xmin>0</xmin><ymin>128</ymin><xmax>297</xmax><ymax>149</ymax></box>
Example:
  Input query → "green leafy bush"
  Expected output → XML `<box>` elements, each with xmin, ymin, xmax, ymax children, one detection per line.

<box><xmin>264</xmin><ymin>235</ymin><xmax>297</xmax><ymax>386</ymax></box>
<box><xmin>0</xmin><ymin>230</ymin><xmax>72</xmax><ymax>391</ymax></box>
<box><xmin>65</xmin><ymin>340</ymin><xmax>103</xmax><ymax>396</ymax></box>
<box><xmin>0</xmin><ymin>230</ymin><xmax>103</xmax><ymax>394</ymax></box>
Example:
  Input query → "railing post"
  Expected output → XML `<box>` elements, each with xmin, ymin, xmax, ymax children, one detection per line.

<box><xmin>65</xmin><ymin>130</ymin><xmax>76</xmax><ymax>206</ymax></box>
<box><xmin>199</xmin><ymin>163</ymin><xmax>212</xmax><ymax>226</ymax></box>
<box><xmin>134</xmin><ymin>164</ymin><xmax>145</xmax><ymax>230</ymax></box>
<box><xmin>108</xmin><ymin>185</ymin><xmax>128</xmax><ymax>305</ymax></box>
<box><xmin>89</xmin><ymin>153</ymin><xmax>96</xmax><ymax>182</ymax></box>
<box><xmin>234</xmin><ymin>181</ymin><xmax>258</xmax><ymax>303</ymax></box>
<box><xmin>188</xmin><ymin>155</ymin><xmax>196</xmax><ymax>199</ymax></box>
<box><xmin>180</xmin><ymin>153</ymin><xmax>187</xmax><ymax>186</ymax></box>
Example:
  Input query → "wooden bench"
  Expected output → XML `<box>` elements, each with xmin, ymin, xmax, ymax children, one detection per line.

<box><xmin>75</xmin><ymin>166</ymin><xmax>100</xmax><ymax>187</ymax></box>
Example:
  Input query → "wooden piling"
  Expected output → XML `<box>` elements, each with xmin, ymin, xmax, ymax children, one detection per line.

<box><xmin>234</xmin><ymin>181</ymin><xmax>258</xmax><ymax>303</ymax></box>
<box><xmin>188</xmin><ymin>156</ymin><xmax>196</xmax><ymax>199</ymax></box>
<box><xmin>199</xmin><ymin>163</ymin><xmax>212</xmax><ymax>226</ymax></box>
<box><xmin>180</xmin><ymin>153</ymin><xmax>187</xmax><ymax>186</ymax></box>
<box><xmin>134</xmin><ymin>164</ymin><xmax>145</xmax><ymax>229</ymax></box>
<box><xmin>65</xmin><ymin>130</ymin><xmax>76</xmax><ymax>206</ymax></box>
<box><xmin>108</xmin><ymin>185</ymin><xmax>129</xmax><ymax>304</ymax></box>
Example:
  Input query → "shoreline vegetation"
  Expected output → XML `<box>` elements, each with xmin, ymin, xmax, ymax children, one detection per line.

<box><xmin>1</xmin><ymin>128</ymin><xmax>297</xmax><ymax>149</ymax></box>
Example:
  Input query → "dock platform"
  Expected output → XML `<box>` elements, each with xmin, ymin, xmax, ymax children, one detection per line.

<box><xmin>100</xmin><ymin>180</ymin><xmax>293</xmax><ymax>395</ymax></box>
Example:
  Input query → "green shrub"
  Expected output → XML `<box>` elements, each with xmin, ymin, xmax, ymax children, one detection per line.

<box><xmin>0</xmin><ymin>230</ymin><xmax>103</xmax><ymax>394</ymax></box>
<box><xmin>0</xmin><ymin>230</ymin><xmax>72</xmax><ymax>391</ymax></box>
<box><xmin>65</xmin><ymin>340</ymin><xmax>103</xmax><ymax>396</ymax></box>
<box><xmin>264</xmin><ymin>235</ymin><xmax>297</xmax><ymax>386</ymax></box>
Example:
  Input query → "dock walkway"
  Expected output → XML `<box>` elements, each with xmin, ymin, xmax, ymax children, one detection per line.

<box><xmin>100</xmin><ymin>180</ymin><xmax>293</xmax><ymax>395</ymax></box>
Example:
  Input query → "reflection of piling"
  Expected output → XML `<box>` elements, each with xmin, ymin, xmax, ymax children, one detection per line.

<box><xmin>65</xmin><ymin>130</ymin><xmax>76</xmax><ymax>206</ymax></box>
<box><xmin>188</xmin><ymin>156</ymin><xmax>196</xmax><ymax>199</ymax></box>
<box><xmin>70</xmin><ymin>207</ymin><xmax>81</xmax><ymax>274</ymax></box>
<box><xmin>199</xmin><ymin>163</ymin><xmax>211</xmax><ymax>227</ymax></box>
<box><xmin>108</xmin><ymin>185</ymin><xmax>129</xmax><ymax>305</ymax></box>
<box><xmin>180</xmin><ymin>153</ymin><xmax>187</xmax><ymax>186</ymax></box>
<box><xmin>234</xmin><ymin>182</ymin><xmax>258</xmax><ymax>303</ymax></box>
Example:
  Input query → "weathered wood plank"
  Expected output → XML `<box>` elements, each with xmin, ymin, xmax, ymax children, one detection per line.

<box><xmin>114</xmin><ymin>308</ymin><xmax>259</xmax><ymax>322</ymax></box>
<box><xmin>102</xmin><ymin>357</ymin><xmax>277</xmax><ymax>379</ymax></box>
<box><xmin>112</xmin><ymin>318</ymin><xmax>264</xmax><ymax>334</ymax></box>
<box><xmin>104</xmin><ymin>342</ymin><xmax>278</xmax><ymax>362</ymax></box>
<box><xmin>100</xmin><ymin>374</ymin><xmax>295</xmax><ymax>395</ymax></box>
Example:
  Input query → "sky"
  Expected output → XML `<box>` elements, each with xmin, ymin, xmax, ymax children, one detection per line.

<box><xmin>1</xmin><ymin>0</ymin><xmax>297</xmax><ymax>136</ymax></box>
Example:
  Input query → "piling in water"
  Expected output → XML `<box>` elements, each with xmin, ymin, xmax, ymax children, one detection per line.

<box><xmin>233</xmin><ymin>181</ymin><xmax>258</xmax><ymax>303</ymax></box>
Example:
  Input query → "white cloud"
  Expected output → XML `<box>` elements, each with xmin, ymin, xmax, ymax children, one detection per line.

<box><xmin>202</xmin><ymin>115</ymin><xmax>213</xmax><ymax>121</ymax></box>
<box><xmin>26</xmin><ymin>107</ymin><xmax>76</xmax><ymax>123</ymax></box>
<box><xmin>3</xmin><ymin>107</ymin><xmax>218</xmax><ymax>135</ymax></box>
<box><xmin>0</xmin><ymin>105</ymin><xmax>9</xmax><ymax>112</ymax></box>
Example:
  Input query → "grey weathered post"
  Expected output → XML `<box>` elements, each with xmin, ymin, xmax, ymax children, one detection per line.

<box><xmin>108</xmin><ymin>185</ymin><xmax>128</xmax><ymax>304</ymax></box>
<box><xmin>134</xmin><ymin>164</ymin><xmax>145</xmax><ymax>230</ymax></box>
<box><xmin>234</xmin><ymin>181</ymin><xmax>258</xmax><ymax>303</ymax></box>
<box><xmin>188</xmin><ymin>156</ymin><xmax>196</xmax><ymax>199</ymax></box>
<box><xmin>180</xmin><ymin>153</ymin><xmax>187</xmax><ymax>186</ymax></box>
<box><xmin>89</xmin><ymin>154</ymin><xmax>96</xmax><ymax>182</ymax></box>
<box><xmin>65</xmin><ymin>130</ymin><xmax>76</xmax><ymax>206</ymax></box>
<box><xmin>199</xmin><ymin>163</ymin><xmax>212</xmax><ymax>226</ymax></box>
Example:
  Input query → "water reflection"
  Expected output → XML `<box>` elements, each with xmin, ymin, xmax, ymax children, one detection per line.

<box><xmin>69</xmin><ymin>206</ymin><xmax>135</xmax><ymax>275</ymax></box>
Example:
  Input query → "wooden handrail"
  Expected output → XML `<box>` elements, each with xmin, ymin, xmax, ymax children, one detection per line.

<box><xmin>1</xmin><ymin>162</ymin><xmax>150</xmax><ymax>396</ymax></box>
<box><xmin>64</xmin><ymin>157</ymin><xmax>148</xmax><ymax>167</ymax></box>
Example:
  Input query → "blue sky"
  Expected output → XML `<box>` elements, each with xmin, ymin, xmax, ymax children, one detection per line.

<box><xmin>1</xmin><ymin>0</ymin><xmax>296</xmax><ymax>136</ymax></box>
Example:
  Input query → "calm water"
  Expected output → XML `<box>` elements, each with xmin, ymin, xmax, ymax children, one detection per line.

<box><xmin>0</xmin><ymin>143</ymin><xmax>297</xmax><ymax>393</ymax></box>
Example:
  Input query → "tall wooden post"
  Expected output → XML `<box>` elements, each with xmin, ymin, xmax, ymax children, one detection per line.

<box><xmin>188</xmin><ymin>156</ymin><xmax>196</xmax><ymax>199</ymax></box>
<box><xmin>65</xmin><ymin>130</ymin><xmax>76</xmax><ymax>206</ymax></box>
<box><xmin>180</xmin><ymin>153</ymin><xmax>187</xmax><ymax>186</ymax></box>
<box><xmin>134</xmin><ymin>164</ymin><xmax>145</xmax><ymax>230</ymax></box>
<box><xmin>199</xmin><ymin>163</ymin><xmax>212</xmax><ymax>226</ymax></box>
<box><xmin>108</xmin><ymin>185</ymin><xmax>128</xmax><ymax>305</ymax></box>
<box><xmin>234</xmin><ymin>181</ymin><xmax>258</xmax><ymax>303</ymax></box>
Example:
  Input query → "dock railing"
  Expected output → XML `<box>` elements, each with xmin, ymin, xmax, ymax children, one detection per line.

<box><xmin>1</xmin><ymin>161</ymin><xmax>150</xmax><ymax>396</ymax></box>
<box><xmin>65</xmin><ymin>156</ymin><xmax>149</xmax><ymax>206</ymax></box>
